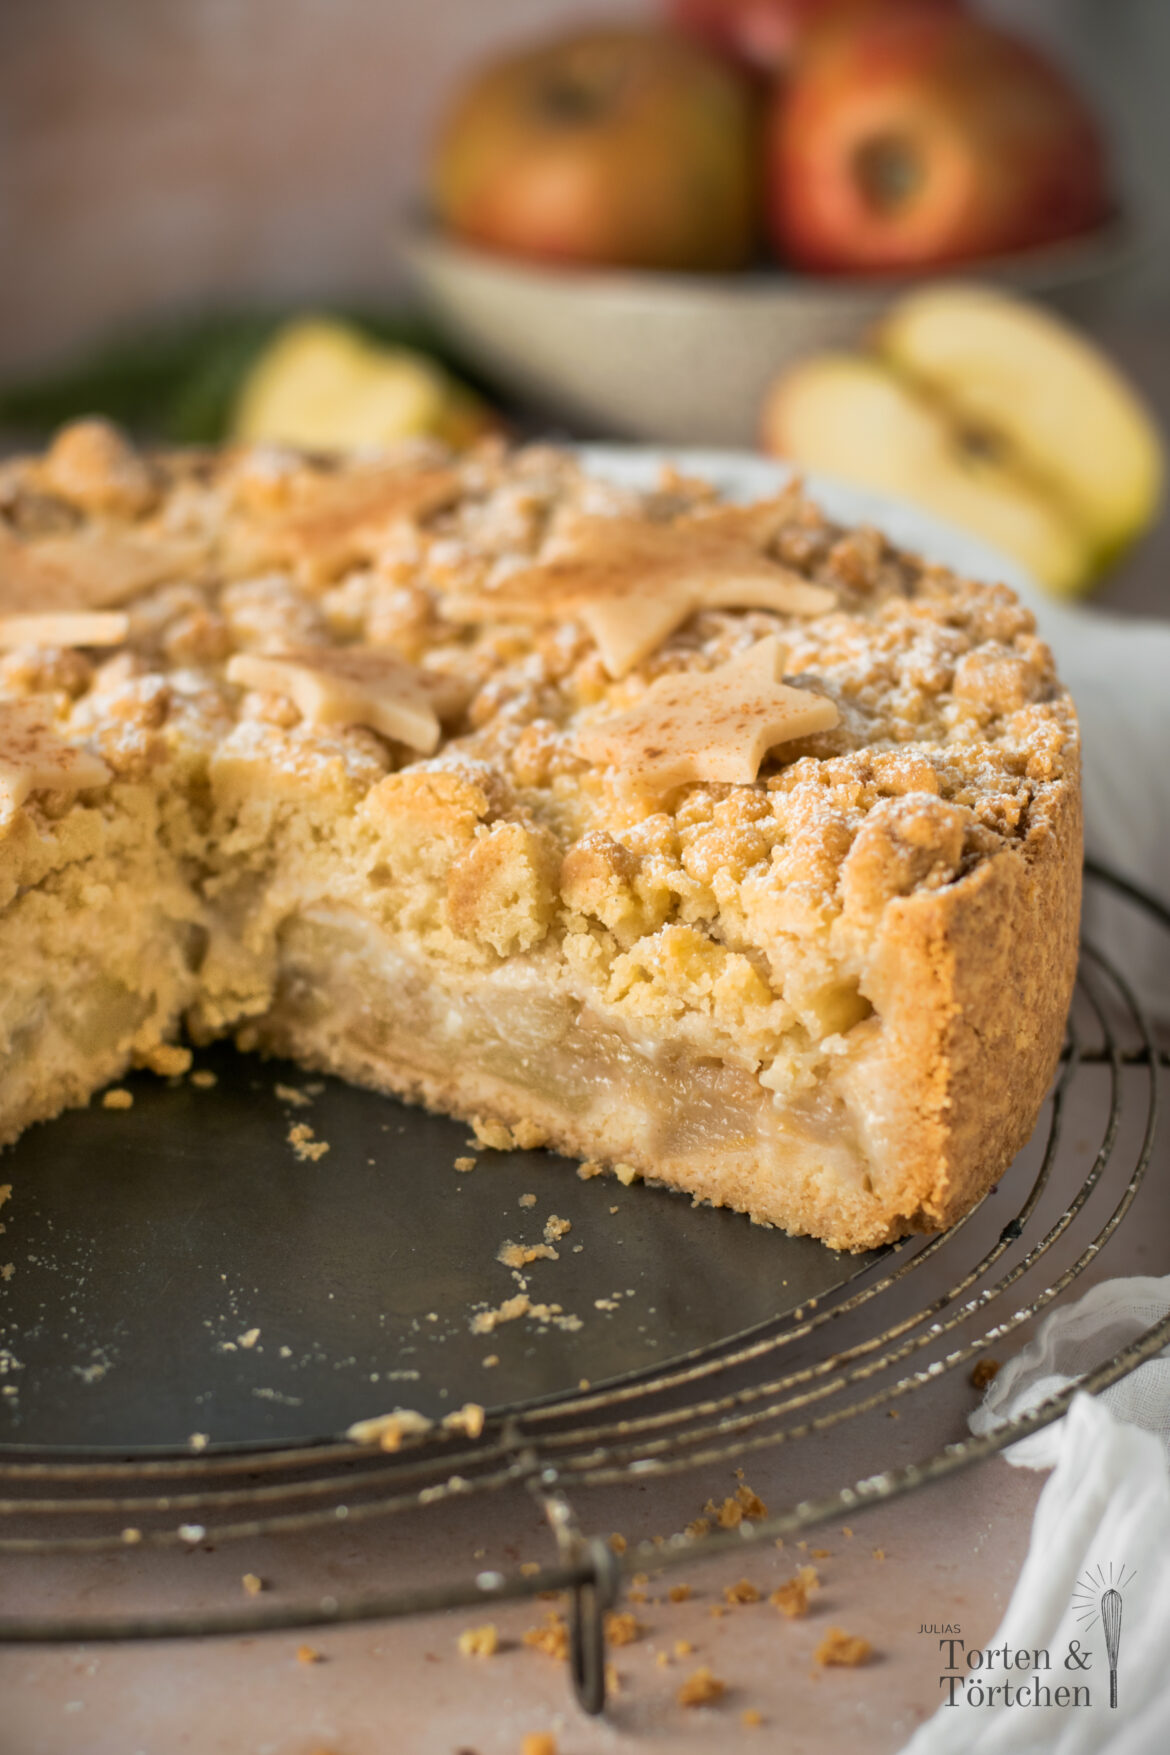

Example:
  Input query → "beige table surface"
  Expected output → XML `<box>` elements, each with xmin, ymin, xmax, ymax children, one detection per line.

<box><xmin>1</xmin><ymin>319</ymin><xmax>1167</xmax><ymax>1755</ymax></box>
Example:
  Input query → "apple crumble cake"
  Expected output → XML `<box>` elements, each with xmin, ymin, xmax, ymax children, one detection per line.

<box><xmin>0</xmin><ymin>420</ymin><xmax>1081</xmax><ymax>1251</ymax></box>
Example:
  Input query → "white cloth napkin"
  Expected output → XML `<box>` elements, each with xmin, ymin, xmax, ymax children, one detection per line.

<box><xmin>902</xmin><ymin>1276</ymin><xmax>1170</xmax><ymax>1755</ymax></box>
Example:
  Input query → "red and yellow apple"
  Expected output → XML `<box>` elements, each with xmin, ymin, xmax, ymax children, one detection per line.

<box><xmin>665</xmin><ymin>0</ymin><xmax>961</xmax><ymax>73</ymax></box>
<box><xmin>766</xmin><ymin>9</ymin><xmax>1110</xmax><ymax>272</ymax></box>
<box><xmin>760</xmin><ymin>285</ymin><xmax>1164</xmax><ymax>597</ymax></box>
<box><xmin>432</xmin><ymin>29</ymin><xmax>760</xmax><ymax>272</ymax></box>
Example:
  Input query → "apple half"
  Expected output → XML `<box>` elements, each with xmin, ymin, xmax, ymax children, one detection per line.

<box><xmin>761</xmin><ymin>286</ymin><xmax>1164</xmax><ymax>596</ymax></box>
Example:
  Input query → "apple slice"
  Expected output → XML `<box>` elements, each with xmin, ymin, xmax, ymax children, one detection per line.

<box><xmin>232</xmin><ymin>320</ymin><xmax>490</xmax><ymax>452</ymax></box>
<box><xmin>876</xmin><ymin>286</ymin><xmax>1164</xmax><ymax>572</ymax></box>
<box><xmin>760</xmin><ymin>352</ymin><xmax>1087</xmax><ymax>593</ymax></box>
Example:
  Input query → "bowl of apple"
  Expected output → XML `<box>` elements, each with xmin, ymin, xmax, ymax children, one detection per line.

<box><xmin>403</xmin><ymin>0</ymin><xmax>1137</xmax><ymax>451</ymax></box>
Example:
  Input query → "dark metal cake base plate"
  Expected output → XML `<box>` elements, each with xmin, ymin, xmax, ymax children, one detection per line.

<box><xmin>0</xmin><ymin>1044</ymin><xmax>880</xmax><ymax>1451</ymax></box>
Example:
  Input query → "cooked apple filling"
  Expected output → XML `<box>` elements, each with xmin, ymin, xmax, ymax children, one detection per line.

<box><xmin>0</xmin><ymin>422</ymin><xmax>1080</xmax><ymax>1250</ymax></box>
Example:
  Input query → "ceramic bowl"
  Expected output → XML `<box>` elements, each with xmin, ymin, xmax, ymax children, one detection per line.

<box><xmin>401</xmin><ymin>218</ymin><xmax>1138</xmax><ymax>448</ymax></box>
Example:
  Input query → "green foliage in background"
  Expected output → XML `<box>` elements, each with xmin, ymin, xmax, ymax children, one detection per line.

<box><xmin>0</xmin><ymin>309</ymin><xmax>463</xmax><ymax>444</ymax></box>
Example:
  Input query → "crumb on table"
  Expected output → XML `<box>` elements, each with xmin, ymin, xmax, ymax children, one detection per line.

<box><xmin>971</xmin><ymin>1357</ymin><xmax>1002</xmax><ymax>1389</ymax></box>
<box><xmin>523</xmin><ymin>1611</ymin><xmax>569</xmax><ymax>1660</ymax></box>
<box><xmin>190</xmin><ymin>1068</ymin><xmax>217</xmax><ymax>1089</ymax></box>
<box><xmin>668</xmin><ymin>1583</ymin><xmax>692</xmax><ymax>1603</ymax></box>
<box><xmin>242</xmin><ymin>1572</ymin><xmax>264</xmax><ymax>1596</ymax></box>
<box><xmin>678</xmin><ymin>1666</ymin><xmax>726</xmax><ymax>1708</ymax></box>
<box><xmin>815</xmin><ymin>1626</ymin><xmax>874</xmax><ymax>1667</ymax></box>
<box><xmin>101</xmin><ymin>1088</ymin><xmax>134</xmax><ymax>1110</ymax></box>
<box><xmin>604</xmin><ymin>1610</ymin><xmax>643</xmax><ymax>1646</ymax></box>
<box><xmin>454</xmin><ymin>1156</ymin><xmax>477</xmax><ymax>1172</ymax></box>
<box><xmin>457</xmin><ymin>1623</ymin><xmax>499</xmax><ymax>1658</ymax></box>
<box><xmin>296</xmin><ymin>1644</ymin><xmax>323</xmax><ymax>1665</ymax></box>
<box><xmin>723</xmin><ymin>1578</ymin><xmax>760</xmax><ymax>1605</ymax></box>
<box><xmin>520</xmin><ymin>1734</ymin><xmax>558</xmax><ymax>1755</ymax></box>
<box><xmin>771</xmin><ymin>1565</ymin><xmax>820</xmax><ymax>1619</ymax></box>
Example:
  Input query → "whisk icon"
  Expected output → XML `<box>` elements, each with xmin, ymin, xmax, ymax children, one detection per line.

<box><xmin>1101</xmin><ymin>1587</ymin><xmax>1123</xmax><ymax>1709</ymax></box>
<box><xmin>1072</xmin><ymin>1562</ymin><xmax>1134</xmax><ymax>1710</ymax></box>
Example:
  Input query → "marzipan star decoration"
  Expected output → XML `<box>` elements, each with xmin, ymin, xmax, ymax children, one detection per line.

<box><xmin>225</xmin><ymin>646</ymin><xmax>468</xmax><ymax>753</ymax></box>
<box><xmin>443</xmin><ymin>505</ymin><xmax>836</xmax><ymax>678</ymax></box>
<box><xmin>0</xmin><ymin>524</ymin><xmax>205</xmax><ymax>614</ymax></box>
<box><xmin>0</xmin><ymin>699</ymin><xmax>112</xmax><ymax>813</ymax></box>
<box><xmin>575</xmin><ymin>636</ymin><xmax>839</xmax><ymax>790</ymax></box>
<box><xmin>0</xmin><ymin>612</ymin><xmax>129</xmax><ymax>650</ymax></box>
<box><xmin>266</xmin><ymin>464</ymin><xmax>461</xmax><ymax>579</ymax></box>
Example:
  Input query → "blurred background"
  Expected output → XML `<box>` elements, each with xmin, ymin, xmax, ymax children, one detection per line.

<box><xmin>1</xmin><ymin>0</ymin><xmax>1167</xmax><ymax>615</ymax></box>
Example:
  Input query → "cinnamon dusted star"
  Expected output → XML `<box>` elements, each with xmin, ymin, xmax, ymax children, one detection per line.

<box><xmin>0</xmin><ymin>700</ymin><xmax>111</xmax><ymax>812</ymax></box>
<box><xmin>575</xmin><ymin>636</ymin><xmax>838</xmax><ymax>790</ymax></box>
<box><xmin>263</xmin><ymin>463</ymin><xmax>461</xmax><ymax>581</ymax></box>
<box><xmin>444</xmin><ymin>505</ymin><xmax>836</xmax><ymax>678</ymax></box>
<box><xmin>226</xmin><ymin>646</ymin><xmax>467</xmax><ymax>753</ymax></box>
<box><xmin>0</xmin><ymin>524</ymin><xmax>206</xmax><ymax>614</ymax></box>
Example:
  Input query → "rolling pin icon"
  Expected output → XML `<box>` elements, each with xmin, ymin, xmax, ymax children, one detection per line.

<box><xmin>1101</xmin><ymin>1587</ymin><xmax>1123</xmax><ymax>1708</ymax></box>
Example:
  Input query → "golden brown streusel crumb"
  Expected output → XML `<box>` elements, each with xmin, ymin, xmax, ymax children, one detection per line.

<box><xmin>971</xmin><ymin>1357</ymin><xmax>1002</xmax><ymax>1389</ymax></box>
<box><xmin>190</xmin><ymin>1069</ymin><xmax>217</xmax><ymax>1089</ymax></box>
<box><xmin>453</xmin><ymin>1155</ymin><xmax>477</xmax><ymax>1172</ymax></box>
<box><xmin>101</xmin><ymin>1088</ymin><xmax>133</xmax><ymax>1110</ymax></box>
<box><xmin>519</xmin><ymin>1561</ymin><xmax>540</xmax><ymax>1577</ymax></box>
<box><xmin>873</xmin><ymin>1547</ymin><xmax>886</xmax><ymax>1561</ymax></box>
<box><xmin>242</xmin><ymin>1572</ymin><xmax>264</xmax><ymax>1596</ymax></box>
<box><xmin>518</xmin><ymin>1192</ymin><xmax>537</xmax><ymax>1207</ymax></box>
<box><xmin>668</xmin><ymin>1583</ymin><xmax>692</xmax><ymax>1603</ymax></box>
<box><xmin>742</xmin><ymin>1708</ymin><xmax>764</xmax><ymax>1728</ymax></box>
<box><xmin>287</xmin><ymin>1121</ymin><xmax>329</xmax><ymax>1162</ymax></box>
<box><xmin>608</xmin><ymin>1532</ymin><xmax>627</xmax><ymax>1554</ymax></box>
<box><xmin>441</xmin><ymin>1401</ymin><xmax>485</xmax><ymax>1439</ymax></box>
<box><xmin>520</xmin><ymin>1734</ymin><xmax>557</xmax><ymax>1755</ymax></box>
<box><xmin>605</xmin><ymin>1611</ymin><xmax>643</xmax><ymax>1647</ymax></box>
<box><xmin>345</xmin><ymin>1408</ymin><xmax>433</xmax><ymax>1450</ymax></box>
<box><xmin>457</xmin><ymin>1623</ymin><xmax>499</xmax><ymax>1658</ymax></box>
<box><xmin>770</xmin><ymin>1566</ymin><xmax>820</xmax><ymax>1618</ymax></box>
<box><xmin>723</xmin><ymin>1579</ymin><xmax>761</xmax><ymax>1605</ymax></box>
<box><xmin>678</xmin><ymin>1666</ymin><xmax>726</xmax><ymax>1708</ymax></box>
<box><xmin>685</xmin><ymin>1517</ymin><xmax>711</xmax><ymax>1540</ymax></box>
<box><xmin>498</xmin><ymin>1239</ymin><xmax>558</xmax><ymax>1268</ymax></box>
<box><xmin>815</xmin><ymin>1627</ymin><xmax>873</xmax><ymax>1668</ymax></box>
<box><xmin>674</xmin><ymin>1639</ymin><xmax>694</xmax><ymax>1657</ymax></box>
<box><xmin>296</xmin><ymin>1644</ymin><xmax>323</xmax><ymax>1665</ymax></box>
<box><xmin>523</xmin><ymin>1611</ymin><xmax>569</xmax><ymax>1660</ymax></box>
<box><xmin>135</xmin><ymin>1042</ymin><xmax>192</xmax><ymax>1077</ymax></box>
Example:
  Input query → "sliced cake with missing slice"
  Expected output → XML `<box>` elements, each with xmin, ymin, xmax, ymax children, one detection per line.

<box><xmin>0</xmin><ymin>420</ymin><xmax>1080</xmax><ymax>1250</ymax></box>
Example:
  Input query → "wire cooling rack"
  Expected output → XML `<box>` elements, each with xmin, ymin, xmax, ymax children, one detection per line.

<box><xmin>0</xmin><ymin>861</ymin><xmax>1165</xmax><ymax>1716</ymax></box>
